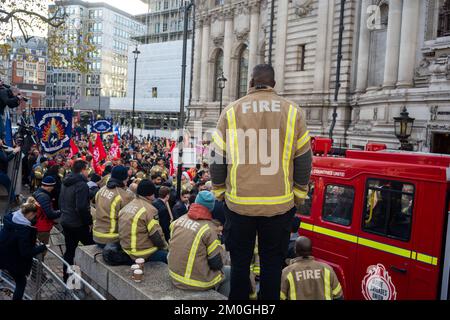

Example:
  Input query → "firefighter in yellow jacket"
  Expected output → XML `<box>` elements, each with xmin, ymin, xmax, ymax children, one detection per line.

<box><xmin>118</xmin><ymin>180</ymin><xmax>168</xmax><ymax>262</ymax></box>
<box><xmin>93</xmin><ymin>166</ymin><xmax>134</xmax><ymax>246</ymax></box>
<box><xmin>33</xmin><ymin>157</ymin><xmax>48</xmax><ymax>189</ymax></box>
<box><xmin>168</xmin><ymin>191</ymin><xmax>230</xmax><ymax>296</ymax></box>
<box><xmin>281</xmin><ymin>236</ymin><xmax>343</xmax><ymax>300</ymax></box>
<box><xmin>209</xmin><ymin>64</ymin><xmax>312</xmax><ymax>300</ymax></box>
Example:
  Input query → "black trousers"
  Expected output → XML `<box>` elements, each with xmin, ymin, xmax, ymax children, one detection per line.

<box><xmin>62</xmin><ymin>225</ymin><xmax>94</xmax><ymax>282</ymax></box>
<box><xmin>10</xmin><ymin>272</ymin><xmax>27</xmax><ymax>300</ymax></box>
<box><xmin>223</xmin><ymin>205</ymin><xmax>296</xmax><ymax>300</ymax></box>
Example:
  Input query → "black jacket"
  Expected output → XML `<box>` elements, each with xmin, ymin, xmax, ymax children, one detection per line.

<box><xmin>152</xmin><ymin>198</ymin><xmax>171</xmax><ymax>242</ymax></box>
<box><xmin>33</xmin><ymin>188</ymin><xmax>61</xmax><ymax>220</ymax></box>
<box><xmin>59</xmin><ymin>173</ymin><xmax>92</xmax><ymax>228</ymax></box>
<box><xmin>173</xmin><ymin>200</ymin><xmax>188</xmax><ymax>220</ymax></box>
<box><xmin>0</xmin><ymin>149</ymin><xmax>15</xmax><ymax>174</ymax></box>
<box><xmin>0</xmin><ymin>213</ymin><xmax>46</xmax><ymax>276</ymax></box>
<box><xmin>0</xmin><ymin>85</ymin><xmax>20</xmax><ymax>115</ymax></box>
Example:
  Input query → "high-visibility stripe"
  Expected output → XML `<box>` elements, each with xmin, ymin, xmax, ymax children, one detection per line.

<box><xmin>169</xmin><ymin>221</ymin><xmax>175</xmax><ymax>239</ymax></box>
<box><xmin>293</xmin><ymin>187</ymin><xmax>307</xmax><ymax>199</ymax></box>
<box><xmin>299</xmin><ymin>222</ymin><xmax>438</xmax><ymax>266</ymax></box>
<box><xmin>332</xmin><ymin>283</ymin><xmax>342</xmax><ymax>297</ymax></box>
<box><xmin>249</xmin><ymin>292</ymin><xmax>257</xmax><ymax>300</ymax></box>
<box><xmin>227</xmin><ymin>108</ymin><xmax>239</xmax><ymax>197</ymax></box>
<box><xmin>282</xmin><ymin>106</ymin><xmax>297</xmax><ymax>195</ymax></box>
<box><xmin>358</xmin><ymin>237</ymin><xmax>411</xmax><ymax>258</ymax></box>
<box><xmin>280</xmin><ymin>291</ymin><xmax>287</xmax><ymax>300</ymax></box>
<box><xmin>324</xmin><ymin>268</ymin><xmax>331</xmax><ymax>300</ymax></box>
<box><xmin>169</xmin><ymin>270</ymin><xmax>223</xmax><ymax>288</ymax></box>
<box><xmin>131</xmin><ymin>208</ymin><xmax>146</xmax><ymax>253</ymax></box>
<box><xmin>212</xmin><ymin>131</ymin><xmax>226</xmax><ymax>152</ymax></box>
<box><xmin>287</xmin><ymin>272</ymin><xmax>296</xmax><ymax>300</ymax></box>
<box><xmin>297</xmin><ymin>130</ymin><xmax>310</xmax><ymax>151</ymax></box>
<box><xmin>314</xmin><ymin>225</ymin><xmax>358</xmax><ymax>244</ymax></box>
<box><xmin>147</xmin><ymin>219</ymin><xmax>159</xmax><ymax>233</ymax></box>
<box><xmin>226</xmin><ymin>192</ymin><xmax>294</xmax><ymax>205</ymax></box>
<box><xmin>93</xmin><ymin>230</ymin><xmax>119</xmax><ymax>239</ymax></box>
<box><xmin>207</xmin><ymin>240</ymin><xmax>221</xmax><ymax>255</ymax></box>
<box><xmin>185</xmin><ymin>224</ymin><xmax>210</xmax><ymax>279</ymax></box>
<box><xmin>123</xmin><ymin>247</ymin><xmax>157</xmax><ymax>257</ymax></box>
<box><xmin>109</xmin><ymin>195</ymin><xmax>121</xmax><ymax>234</ymax></box>
<box><xmin>252</xmin><ymin>266</ymin><xmax>260</xmax><ymax>276</ymax></box>
<box><xmin>212</xmin><ymin>188</ymin><xmax>226</xmax><ymax>198</ymax></box>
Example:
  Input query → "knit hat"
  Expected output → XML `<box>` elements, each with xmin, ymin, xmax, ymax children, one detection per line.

<box><xmin>42</xmin><ymin>176</ymin><xmax>56</xmax><ymax>186</ymax></box>
<box><xmin>40</xmin><ymin>157</ymin><xmax>48</xmax><ymax>163</ymax></box>
<box><xmin>111</xmin><ymin>165</ymin><xmax>129</xmax><ymax>181</ymax></box>
<box><xmin>195</xmin><ymin>191</ymin><xmax>215</xmax><ymax>212</ymax></box>
<box><xmin>90</xmin><ymin>173</ymin><xmax>101</xmax><ymax>183</ymax></box>
<box><xmin>137</xmin><ymin>179</ymin><xmax>156</xmax><ymax>197</ymax></box>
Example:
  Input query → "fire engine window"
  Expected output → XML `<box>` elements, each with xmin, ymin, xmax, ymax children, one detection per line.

<box><xmin>322</xmin><ymin>185</ymin><xmax>354</xmax><ymax>226</ymax></box>
<box><xmin>362</xmin><ymin>179</ymin><xmax>414</xmax><ymax>242</ymax></box>
<box><xmin>298</xmin><ymin>181</ymin><xmax>315</xmax><ymax>216</ymax></box>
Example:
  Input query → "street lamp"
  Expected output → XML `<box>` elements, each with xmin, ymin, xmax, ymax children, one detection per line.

<box><xmin>131</xmin><ymin>45</ymin><xmax>141</xmax><ymax>140</ymax></box>
<box><xmin>53</xmin><ymin>82</ymin><xmax>57</xmax><ymax>108</ymax></box>
<box><xmin>217</xmin><ymin>72</ymin><xmax>227</xmax><ymax>115</ymax></box>
<box><xmin>97</xmin><ymin>86</ymin><xmax>102</xmax><ymax>117</ymax></box>
<box><xmin>394</xmin><ymin>106</ymin><xmax>415</xmax><ymax>151</ymax></box>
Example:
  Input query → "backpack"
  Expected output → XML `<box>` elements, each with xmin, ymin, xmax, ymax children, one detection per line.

<box><xmin>102</xmin><ymin>242</ymin><xmax>133</xmax><ymax>266</ymax></box>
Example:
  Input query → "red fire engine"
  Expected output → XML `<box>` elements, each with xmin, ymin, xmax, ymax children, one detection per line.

<box><xmin>298</xmin><ymin>137</ymin><xmax>450</xmax><ymax>300</ymax></box>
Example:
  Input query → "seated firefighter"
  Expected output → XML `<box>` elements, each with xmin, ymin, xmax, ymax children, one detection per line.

<box><xmin>118</xmin><ymin>180</ymin><xmax>168</xmax><ymax>263</ymax></box>
<box><xmin>281</xmin><ymin>236</ymin><xmax>343</xmax><ymax>300</ymax></box>
<box><xmin>168</xmin><ymin>191</ymin><xmax>230</xmax><ymax>296</ymax></box>
<box><xmin>93</xmin><ymin>166</ymin><xmax>134</xmax><ymax>247</ymax></box>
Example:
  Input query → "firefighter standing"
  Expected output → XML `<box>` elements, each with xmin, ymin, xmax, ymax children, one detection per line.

<box><xmin>281</xmin><ymin>237</ymin><xmax>343</xmax><ymax>300</ymax></box>
<box><xmin>33</xmin><ymin>157</ymin><xmax>48</xmax><ymax>189</ymax></box>
<box><xmin>118</xmin><ymin>180</ymin><xmax>168</xmax><ymax>262</ymax></box>
<box><xmin>93</xmin><ymin>166</ymin><xmax>134</xmax><ymax>246</ymax></box>
<box><xmin>210</xmin><ymin>64</ymin><xmax>312</xmax><ymax>300</ymax></box>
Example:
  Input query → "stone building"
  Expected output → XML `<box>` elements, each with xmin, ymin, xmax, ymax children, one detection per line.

<box><xmin>187</xmin><ymin>0</ymin><xmax>450</xmax><ymax>154</ymax></box>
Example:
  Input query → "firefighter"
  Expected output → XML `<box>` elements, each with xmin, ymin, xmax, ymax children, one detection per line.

<box><xmin>33</xmin><ymin>157</ymin><xmax>49</xmax><ymax>189</ymax></box>
<box><xmin>98</xmin><ymin>163</ymin><xmax>113</xmax><ymax>189</ymax></box>
<box><xmin>85</xmin><ymin>154</ymin><xmax>94</xmax><ymax>177</ymax></box>
<box><xmin>209</xmin><ymin>64</ymin><xmax>312</xmax><ymax>300</ymax></box>
<box><xmin>281</xmin><ymin>236</ymin><xmax>343</xmax><ymax>300</ymax></box>
<box><xmin>118</xmin><ymin>180</ymin><xmax>168</xmax><ymax>262</ymax></box>
<box><xmin>168</xmin><ymin>191</ymin><xmax>230</xmax><ymax>296</ymax></box>
<box><xmin>150</xmin><ymin>157</ymin><xmax>169</xmax><ymax>181</ymax></box>
<box><xmin>93</xmin><ymin>166</ymin><xmax>135</xmax><ymax>246</ymax></box>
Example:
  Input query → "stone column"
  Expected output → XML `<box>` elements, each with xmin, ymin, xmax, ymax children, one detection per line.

<box><xmin>313</xmin><ymin>0</ymin><xmax>331</xmax><ymax>92</ymax></box>
<box><xmin>223</xmin><ymin>11</ymin><xmax>234</xmax><ymax>102</ymax></box>
<box><xmin>355</xmin><ymin>0</ymin><xmax>371</xmax><ymax>92</ymax></box>
<box><xmin>274</xmin><ymin>0</ymin><xmax>289</xmax><ymax>93</ymax></box>
<box><xmin>397</xmin><ymin>0</ymin><xmax>421</xmax><ymax>88</ymax></box>
<box><xmin>248</xmin><ymin>3</ymin><xmax>260</xmax><ymax>81</ymax></box>
<box><xmin>382</xmin><ymin>0</ymin><xmax>402</xmax><ymax>88</ymax></box>
<box><xmin>200</xmin><ymin>17</ymin><xmax>211</xmax><ymax>102</ymax></box>
<box><xmin>192</xmin><ymin>20</ymin><xmax>203</xmax><ymax>102</ymax></box>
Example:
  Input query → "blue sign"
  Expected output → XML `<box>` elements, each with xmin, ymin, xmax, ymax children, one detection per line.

<box><xmin>92</xmin><ymin>119</ymin><xmax>113</xmax><ymax>133</ymax></box>
<box><xmin>34</xmin><ymin>108</ymin><xmax>73</xmax><ymax>155</ymax></box>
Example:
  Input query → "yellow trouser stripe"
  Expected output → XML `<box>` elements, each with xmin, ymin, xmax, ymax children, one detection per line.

<box><xmin>131</xmin><ymin>208</ymin><xmax>147</xmax><ymax>253</ymax></box>
<box><xmin>227</xmin><ymin>108</ymin><xmax>239</xmax><ymax>196</ymax></box>
<box><xmin>299</xmin><ymin>223</ymin><xmax>438</xmax><ymax>265</ymax></box>
<box><xmin>123</xmin><ymin>247</ymin><xmax>157</xmax><ymax>257</ymax></box>
<box><xmin>297</xmin><ymin>130</ymin><xmax>310</xmax><ymax>150</ymax></box>
<box><xmin>226</xmin><ymin>192</ymin><xmax>294</xmax><ymax>205</ymax></box>
<box><xmin>169</xmin><ymin>270</ymin><xmax>223</xmax><ymax>289</ymax></box>
<box><xmin>109</xmin><ymin>195</ymin><xmax>121</xmax><ymax>234</ymax></box>
<box><xmin>212</xmin><ymin>131</ymin><xmax>226</xmax><ymax>152</ymax></box>
<box><xmin>332</xmin><ymin>283</ymin><xmax>342</xmax><ymax>297</ymax></box>
<box><xmin>93</xmin><ymin>230</ymin><xmax>119</xmax><ymax>239</ymax></box>
<box><xmin>207</xmin><ymin>240</ymin><xmax>221</xmax><ymax>255</ymax></box>
<box><xmin>147</xmin><ymin>219</ymin><xmax>159</xmax><ymax>233</ymax></box>
<box><xmin>287</xmin><ymin>272</ymin><xmax>296</xmax><ymax>300</ymax></box>
<box><xmin>282</xmin><ymin>106</ymin><xmax>297</xmax><ymax>195</ymax></box>
<box><xmin>280</xmin><ymin>291</ymin><xmax>287</xmax><ymax>300</ymax></box>
<box><xmin>185</xmin><ymin>224</ymin><xmax>210</xmax><ymax>279</ymax></box>
<box><xmin>324</xmin><ymin>268</ymin><xmax>331</xmax><ymax>300</ymax></box>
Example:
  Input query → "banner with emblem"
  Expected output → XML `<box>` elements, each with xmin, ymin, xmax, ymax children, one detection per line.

<box><xmin>91</xmin><ymin>119</ymin><xmax>113</xmax><ymax>134</ymax></box>
<box><xmin>33</xmin><ymin>107</ymin><xmax>73</xmax><ymax>156</ymax></box>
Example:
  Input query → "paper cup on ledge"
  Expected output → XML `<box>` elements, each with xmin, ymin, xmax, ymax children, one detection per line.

<box><xmin>133</xmin><ymin>269</ymin><xmax>143</xmax><ymax>283</ymax></box>
<box><xmin>135</xmin><ymin>258</ymin><xmax>145</xmax><ymax>271</ymax></box>
<box><xmin>131</xmin><ymin>264</ymin><xmax>140</xmax><ymax>280</ymax></box>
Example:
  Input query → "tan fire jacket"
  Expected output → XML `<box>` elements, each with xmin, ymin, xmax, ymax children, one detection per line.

<box><xmin>210</xmin><ymin>86</ymin><xmax>312</xmax><ymax>217</ymax></box>
<box><xmin>93</xmin><ymin>184</ymin><xmax>135</xmax><ymax>244</ymax></box>
<box><xmin>118</xmin><ymin>196</ymin><xmax>167</xmax><ymax>260</ymax></box>
<box><xmin>98</xmin><ymin>174</ymin><xmax>111</xmax><ymax>189</ymax></box>
<box><xmin>168</xmin><ymin>213</ymin><xmax>224</xmax><ymax>290</ymax></box>
<box><xmin>280</xmin><ymin>256</ymin><xmax>343</xmax><ymax>300</ymax></box>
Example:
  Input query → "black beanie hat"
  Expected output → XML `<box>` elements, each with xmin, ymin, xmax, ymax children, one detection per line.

<box><xmin>137</xmin><ymin>179</ymin><xmax>156</xmax><ymax>197</ymax></box>
<box><xmin>90</xmin><ymin>173</ymin><xmax>101</xmax><ymax>183</ymax></box>
<box><xmin>111</xmin><ymin>165</ymin><xmax>129</xmax><ymax>181</ymax></box>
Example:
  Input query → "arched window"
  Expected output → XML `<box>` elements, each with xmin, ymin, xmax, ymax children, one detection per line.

<box><xmin>237</xmin><ymin>46</ymin><xmax>249</xmax><ymax>98</ymax></box>
<box><xmin>213</xmin><ymin>49</ymin><xmax>224</xmax><ymax>102</ymax></box>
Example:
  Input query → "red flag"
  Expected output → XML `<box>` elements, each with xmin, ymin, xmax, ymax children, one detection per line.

<box><xmin>68</xmin><ymin>139</ymin><xmax>79</xmax><ymax>158</ymax></box>
<box><xmin>92</xmin><ymin>133</ymin><xmax>107</xmax><ymax>167</ymax></box>
<box><xmin>109</xmin><ymin>134</ymin><xmax>121</xmax><ymax>159</ymax></box>
<box><xmin>169</xmin><ymin>140</ymin><xmax>176</xmax><ymax>176</ymax></box>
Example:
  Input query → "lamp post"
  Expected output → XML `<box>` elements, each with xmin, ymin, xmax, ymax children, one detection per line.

<box><xmin>394</xmin><ymin>106</ymin><xmax>415</xmax><ymax>151</ymax></box>
<box><xmin>132</xmin><ymin>45</ymin><xmax>140</xmax><ymax>140</ymax></box>
<box><xmin>53</xmin><ymin>82</ymin><xmax>57</xmax><ymax>108</ymax></box>
<box><xmin>217</xmin><ymin>72</ymin><xmax>227</xmax><ymax>115</ymax></box>
<box><xmin>97</xmin><ymin>87</ymin><xmax>102</xmax><ymax>116</ymax></box>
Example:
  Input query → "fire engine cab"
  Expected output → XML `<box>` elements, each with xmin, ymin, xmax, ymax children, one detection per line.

<box><xmin>298</xmin><ymin>137</ymin><xmax>450</xmax><ymax>300</ymax></box>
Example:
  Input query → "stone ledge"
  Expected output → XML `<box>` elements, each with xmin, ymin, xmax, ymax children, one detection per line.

<box><xmin>75</xmin><ymin>245</ymin><xmax>226</xmax><ymax>300</ymax></box>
